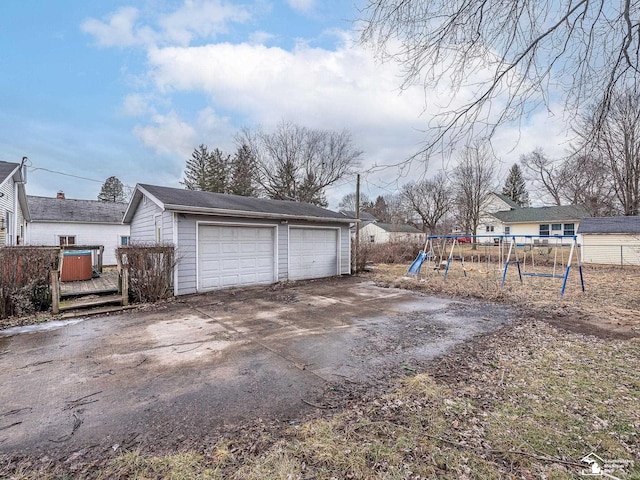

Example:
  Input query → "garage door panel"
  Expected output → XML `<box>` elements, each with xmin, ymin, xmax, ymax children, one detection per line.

<box><xmin>198</xmin><ymin>225</ymin><xmax>275</xmax><ymax>291</ymax></box>
<box><xmin>289</xmin><ymin>228</ymin><xmax>338</xmax><ymax>281</ymax></box>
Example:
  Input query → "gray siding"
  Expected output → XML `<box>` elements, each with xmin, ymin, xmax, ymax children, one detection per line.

<box><xmin>278</xmin><ymin>224</ymin><xmax>288</xmax><ymax>281</ymax></box>
<box><xmin>130</xmin><ymin>196</ymin><xmax>163</xmax><ymax>242</ymax></box>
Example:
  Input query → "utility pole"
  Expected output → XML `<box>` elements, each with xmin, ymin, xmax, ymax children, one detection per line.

<box><xmin>354</xmin><ymin>174</ymin><xmax>360</xmax><ymax>273</ymax></box>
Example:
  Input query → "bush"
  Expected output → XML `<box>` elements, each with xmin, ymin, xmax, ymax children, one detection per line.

<box><xmin>117</xmin><ymin>244</ymin><xmax>176</xmax><ymax>303</ymax></box>
<box><xmin>0</xmin><ymin>247</ymin><xmax>59</xmax><ymax>319</ymax></box>
<box><xmin>368</xmin><ymin>239</ymin><xmax>424</xmax><ymax>264</ymax></box>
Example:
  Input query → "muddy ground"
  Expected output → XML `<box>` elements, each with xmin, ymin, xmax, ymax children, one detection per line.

<box><xmin>0</xmin><ymin>276</ymin><xmax>512</xmax><ymax>465</ymax></box>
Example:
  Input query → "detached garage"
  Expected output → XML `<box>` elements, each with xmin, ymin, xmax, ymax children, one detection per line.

<box><xmin>123</xmin><ymin>184</ymin><xmax>353</xmax><ymax>295</ymax></box>
<box><xmin>578</xmin><ymin>216</ymin><xmax>640</xmax><ymax>266</ymax></box>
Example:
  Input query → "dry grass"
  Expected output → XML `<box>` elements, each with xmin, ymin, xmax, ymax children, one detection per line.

<box><xmin>3</xmin><ymin>262</ymin><xmax>640</xmax><ymax>479</ymax></box>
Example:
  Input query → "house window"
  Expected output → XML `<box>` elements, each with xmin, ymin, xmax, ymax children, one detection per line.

<box><xmin>120</xmin><ymin>236</ymin><xmax>130</xmax><ymax>246</ymax></box>
<box><xmin>551</xmin><ymin>224</ymin><xmax>562</xmax><ymax>233</ymax></box>
<box><xmin>59</xmin><ymin>235</ymin><xmax>76</xmax><ymax>246</ymax></box>
<box><xmin>5</xmin><ymin>211</ymin><xmax>14</xmax><ymax>245</ymax></box>
<box><xmin>504</xmin><ymin>226</ymin><xmax>511</xmax><ymax>235</ymax></box>
<box><xmin>564</xmin><ymin>223</ymin><xmax>575</xmax><ymax>236</ymax></box>
<box><xmin>485</xmin><ymin>225</ymin><xmax>495</xmax><ymax>233</ymax></box>
<box><xmin>154</xmin><ymin>215</ymin><xmax>162</xmax><ymax>243</ymax></box>
<box><xmin>539</xmin><ymin>224</ymin><xmax>550</xmax><ymax>236</ymax></box>
<box><xmin>370</xmin><ymin>235</ymin><xmax>375</xmax><ymax>243</ymax></box>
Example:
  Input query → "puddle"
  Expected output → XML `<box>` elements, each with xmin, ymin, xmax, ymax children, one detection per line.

<box><xmin>0</xmin><ymin>319</ymin><xmax>85</xmax><ymax>338</ymax></box>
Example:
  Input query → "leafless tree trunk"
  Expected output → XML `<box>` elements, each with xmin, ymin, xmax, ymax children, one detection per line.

<box><xmin>401</xmin><ymin>172</ymin><xmax>451</xmax><ymax>234</ymax></box>
<box><xmin>575</xmin><ymin>89</ymin><xmax>640</xmax><ymax>216</ymax></box>
<box><xmin>238</xmin><ymin>121</ymin><xmax>361</xmax><ymax>206</ymax></box>
<box><xmin>452</xmin><ymin>143</ymin><xmax>497</xmax><ymax>247</ymax></box>
<box><xmin>561</xmin><ymin>154</ymin><xmax>618</xmax><ymax>216</ymax></box>
<box><xmin>520</xmin><ymin>149</ymin><xmax>565</xmax><ymax>206</ymax></box>
<box><xmin>361</xmin><ymin>0</ymin><xmax>640</xmax><ymax>154</ymax></box>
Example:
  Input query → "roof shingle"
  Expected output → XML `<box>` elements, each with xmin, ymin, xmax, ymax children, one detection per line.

<box><xmin>577</xmin><ymin>216</ymin><xmax>640</xmax><ymax>234</ymax></box>
<box><xmin>0</xmin><ymin>161</ymin><xmax>19</xmax><ymax>185</ymax></box>
<box><xmin>491</xmin><ymin>205</ymin><xmax>589</xmax><ymax>223</ymax></box>
<box><xmin>27</xmin><ymin>196</ymin><xmax>127</xmax><ymax>223</ymax></box>
<box><xmin>138</xmin><ymin>184</ymin><xmax>349</xmax><ymax>221</ymax></box>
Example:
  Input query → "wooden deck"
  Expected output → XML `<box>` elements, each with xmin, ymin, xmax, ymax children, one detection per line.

<box><xmin>60</xmin><ymin>272</ymin><xmax>119</xmax><ymax>297</ymax></box>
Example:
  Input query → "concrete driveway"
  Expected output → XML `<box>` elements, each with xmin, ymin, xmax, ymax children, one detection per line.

<box><xmin>0</xmin><ymin>276</ymin><xmax>511</xmax><ymax>456</ymax></box>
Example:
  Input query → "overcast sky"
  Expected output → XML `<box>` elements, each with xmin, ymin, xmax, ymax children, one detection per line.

<box><xmin>0</xmin><ymin>0</ymin><xmax>572</xmax><ymax>208</ymax></box>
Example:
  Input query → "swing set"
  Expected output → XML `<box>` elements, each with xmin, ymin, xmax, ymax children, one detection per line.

<box><xmin>408</xmin><ymin>234</ymin><xmax>585</xmax><ymax>296</ymax></box>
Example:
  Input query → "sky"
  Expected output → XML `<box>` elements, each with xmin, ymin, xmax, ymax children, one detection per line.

<box><xmin>0</xmin><ymin>0</ymin><xmax>572</xmax><ymax>209</ymax></box>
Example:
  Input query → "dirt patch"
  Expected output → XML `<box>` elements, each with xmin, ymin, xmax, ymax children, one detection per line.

<box><xmin>366</xmin><ymin>263</ymin><xmax>640</xmax><ymax>340</ymax></box>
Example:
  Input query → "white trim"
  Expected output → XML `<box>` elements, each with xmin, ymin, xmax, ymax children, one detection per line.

<box><xmin>173</xmin><ymin>212</ymin><xmax>179</xmax><ymax>297</ymax></box>
<box><xmin>287</xmin><ymin>225</ymin><xmax>341</xmax><ymax>279</ymax></box>
<box><xmin>153</xmin><ymin>213</ymin><xmax>162</xmax><ymax>243</ymax></box>
<box><xmin>195</xmin><ymin>220</ymin><xmax>278</xmax><ymax>292</ymax></box>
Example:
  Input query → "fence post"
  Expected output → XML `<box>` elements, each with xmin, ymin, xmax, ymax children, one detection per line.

<box><xmin>621</xmin><ymin>245</ymin><xmax>624</xmax><ymax>268</ymax></box>
<box><xmin>121</xmin><ymin>268</ymin><xmax>129</xmax><ymax>306</ymax></box>
<box><xmin>51</xmin><ymin>270</ymin><xmax>60</xmax><ymax>314</ymax></box>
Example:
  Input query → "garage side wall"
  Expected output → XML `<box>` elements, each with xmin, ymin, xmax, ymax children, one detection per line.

<box><xmin>581</xmin><ymin>233</ymin><xmax>640</xmax><ymax>265</ymax></box>
<box><xmin>130</xmin><ymin>197</ymin><xmax>163</xmax><ymax>242</ymax></box>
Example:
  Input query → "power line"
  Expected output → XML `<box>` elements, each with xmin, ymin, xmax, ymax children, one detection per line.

<box><xmin>28</xmin><ymin>166</ymin><xmax>103</xmax><ymax>183</ymax></box>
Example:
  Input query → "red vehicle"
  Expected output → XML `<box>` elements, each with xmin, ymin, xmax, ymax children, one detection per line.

<box><xmin>456</xmin><ymin>235</ymin><xmax>472</xmax><ymax>243</ymax></box>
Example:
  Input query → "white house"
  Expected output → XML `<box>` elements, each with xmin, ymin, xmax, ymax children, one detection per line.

<box><xmin>359</xmin><ymin>222</ymin><xmax>424</xmax><ymax>244</ymax></box>
<box><xmin>0</xmin><ymin>160</ymin><xmax>29</xmax><ymax>246</ymax></box>
<box><xmin>123</xmin><ymin>184</ymin><xmax>353</xmax><ymax>295</ymax></box>
<box><xmin>578</xmin><ymin>216</ymin><xmax>640</xmax><ymax>266</ymax></box>
<box><xmin>25</xmin><ymin>193</ymin><xmax>129</xmax><ymax>265</ymax></box>
<box><xmin>474</xmin><ymin>192</ymin><xmax>589</xmax><ymax>241</ymax></box>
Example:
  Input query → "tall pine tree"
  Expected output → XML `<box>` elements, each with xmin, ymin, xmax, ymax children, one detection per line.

<box><xmin>228</xmin><ymin>144</ymin><xmax>258</xmax><ymax>197</ymax></box>
<box><xmin>98</xmin><ymin>176</ymin><xmax>126</xmax><ymax>202</ymax></box>
<box><xmin>502</xmin><ymin>163</ymin><xmax>530</xmax><ymax>206</ymax></box>
<box><xmin>182</xmin><ymin>145</ymin><xmax>213</xmax><ymax>191</ymax></box>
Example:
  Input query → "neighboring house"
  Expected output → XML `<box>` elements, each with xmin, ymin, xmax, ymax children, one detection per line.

<box><xmin>123</xmin><ymin>184</ymin><xmax>353</xmax><ymax>295</ymax></box>
<box><xmin>578</xmin><ymin>216</ymin><xmax>640</xmax><ymax>266</ymax></box>
<box><xmin>477</xmin><ymin>193</ymin><xmax>520</xmax><ymax>236</ymax></box>
<box><xmin>0</xmin><ymin>160</ymin><xmax>29</xmax><ymax>246</ymax></box>
<box><xmin>489</xmin><ymin>204</ymin><xmax>589</xmax><ymax>240</ymax></box>
<box><xmin>25</xmin><ymin>193</ymin><xmax>130</xmax><ymax>265</ymax></box>
<box><xmin>340</xmin><ymin>210</ymin><xmax>377</xmax><ymax>235</ymax></box>
<box><xmin>359</xmin><ymin>222</ymin><xmax>424</xmax><ymax>244</ymax></box>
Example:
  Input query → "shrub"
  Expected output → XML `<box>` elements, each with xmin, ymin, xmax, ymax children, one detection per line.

<box><xmin>0</xmin><ymin>247</ymin><xmax>59</xmax><ymax>319</ymax></box>
<box><xmin>116</xmin><ymin>244</ymin><xmax>176</xmax><ymax>303</ymax></box>
<box><xmin>367</xmin><ymin>239</ymin><xmax>424</xmax><ymax>264</ymax></box>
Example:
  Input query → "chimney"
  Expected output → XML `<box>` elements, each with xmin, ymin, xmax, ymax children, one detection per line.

<box><xmin>56</xmin><ymin>191</ymin><xmax>65</xmax><ymax>200</ymax></box>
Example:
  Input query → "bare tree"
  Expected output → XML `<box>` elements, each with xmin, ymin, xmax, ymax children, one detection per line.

<box><xmin>361</xmin><ymin>1</ymin><xmax>640</xmax><ymax>153</ymax></box>
<box><xmin>520</xmin><ymin>149</ymin><xmax>565</xmax><ymax>206</ymax></box>
<box><xmin>452</xmin><ymin>143</ymin><xmax>497</xmax><ymax>242</ymax></box>
<box><xmin>561</xmin><ymin>154</ymin><xmax>618</xmax><ymax>216</ymax></box>
<box><xmin>238</xmin><ymin>122</ymin><xmax>361</xmax><ymax>206</ymax></box>
<box><xmin>339</xmin><ymin>192</ymin><xmax>372</xmax><ymax>213</ymax></box>
<box><xmin>575</xmin><ymin>89</ymin><xmax>640</xmax><ymax>216</ymax></box>
<box><xmin>401</xmin><ymin>172</ymin><xmax>451</xmax><ymax>234</ymax></box>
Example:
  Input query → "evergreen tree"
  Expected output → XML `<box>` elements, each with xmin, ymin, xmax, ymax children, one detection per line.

<box><xmin>502</xmin><ymin>164</ymin><xmax>530</xmax><ymax>207</ymax></box>
<box><xmin>228</xmin><ymin>144</ymin><xmax>258</xmax><ymax>197</ymax></box>
<box><xmin>98</xmin><ymin>176</ymin><xmax>126</xmax><ymax>202</ymax></box>
<box><xmin>182</xmin><ymin>145</ymin><xmax>230</xmax><ymax>193</ymax></box>
<box><xmin>182</xmin><ymin>145</ymin><xmax>213</xmax><ymax>191</ymax></box>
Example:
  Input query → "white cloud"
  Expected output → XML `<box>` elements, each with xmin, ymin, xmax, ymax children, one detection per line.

<box><xmin>133</xmin><ymin>111</ymin><xmax>197</xmax><ymax>156</ymax></box>
<box><xmin>81</xmin><ymin>7</ymin><xmax>156</xmax><ymax>47</ymax></box>
<box><xmin>158</xmin><ymin>0</ymin><xmax>251</xmax><ymax>45</ymax></box>
<box><xmin>121</xmin><ymin>94</ymin><xmax>155</xmax><ymax>116</ymax></box>
<box><xmin>287</xmin><ymin>0</ymin><xmax>316</xmax><ymax>13</ymax></box>
<box><xmin>82</xmin><ymin>1</ymin><xmax>252</xmax><ymax>48</ymax></box>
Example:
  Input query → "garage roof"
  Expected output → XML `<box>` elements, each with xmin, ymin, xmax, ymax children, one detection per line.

<box><xmin>578</xmin><ymin>216</ymin><xmax>640</xmax><ymax>234</ymax></box>
<box><xmin>28</xmin><ymin>196</ymin><xmax>127</xmax><ymax>223</ymax></box>
<box><xmin>124</xmin><ymin>184</ymin><xmax>353</xmax><ymax>223</ymax></box>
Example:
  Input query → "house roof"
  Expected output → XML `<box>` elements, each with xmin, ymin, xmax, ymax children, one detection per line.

<box><xmin>491</xmin><ymin>205</ymin><xmax>589</xmax><ymax>224</ymax></box>
<box><xmin>492</xmin><ymin>192</ymin><xmax>520</xmax><ymax>210</ymax></box>
<box><xmin>124</xmin><ymin>184</ymin><xmax>352</xmax><ymax>224</ymax></box>
<box><xmin>577</xmin><ymin>216</ymin><xmax>640</xmax><ymax>234</ymax></box>
<box><xmin>0</xmin><ymin>161</ymin><xmax>20</xmax><ymax>185</ymax></box>
<box><xmin>0</xmin><ymin>160</ymin><xmax>30</xmax><ymax>221</ymax></box>
<box><xmin>27</xmin><ymin>196</ymin><xmax>127</xmax><ymax>223</ymax></box>
<box><xmin>375</xmin><ymin>223</ymin><xmax>422</xmax><ymax>233</ymax></box>
<box><xmin>340</xmin><ymin>210</ymin><xmax>377</xmax><ymax>221</ymax></box>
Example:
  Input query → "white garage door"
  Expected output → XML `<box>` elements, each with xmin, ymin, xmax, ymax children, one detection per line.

<box><xmin>198</xmin><ymin>225</ymin><xmax>275</xmax><ymax>291</ymax></box>
<box><xmin>289</xmin><ymin>228</ymin><xmax>338</xmax><ymax>280</ymax></box>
